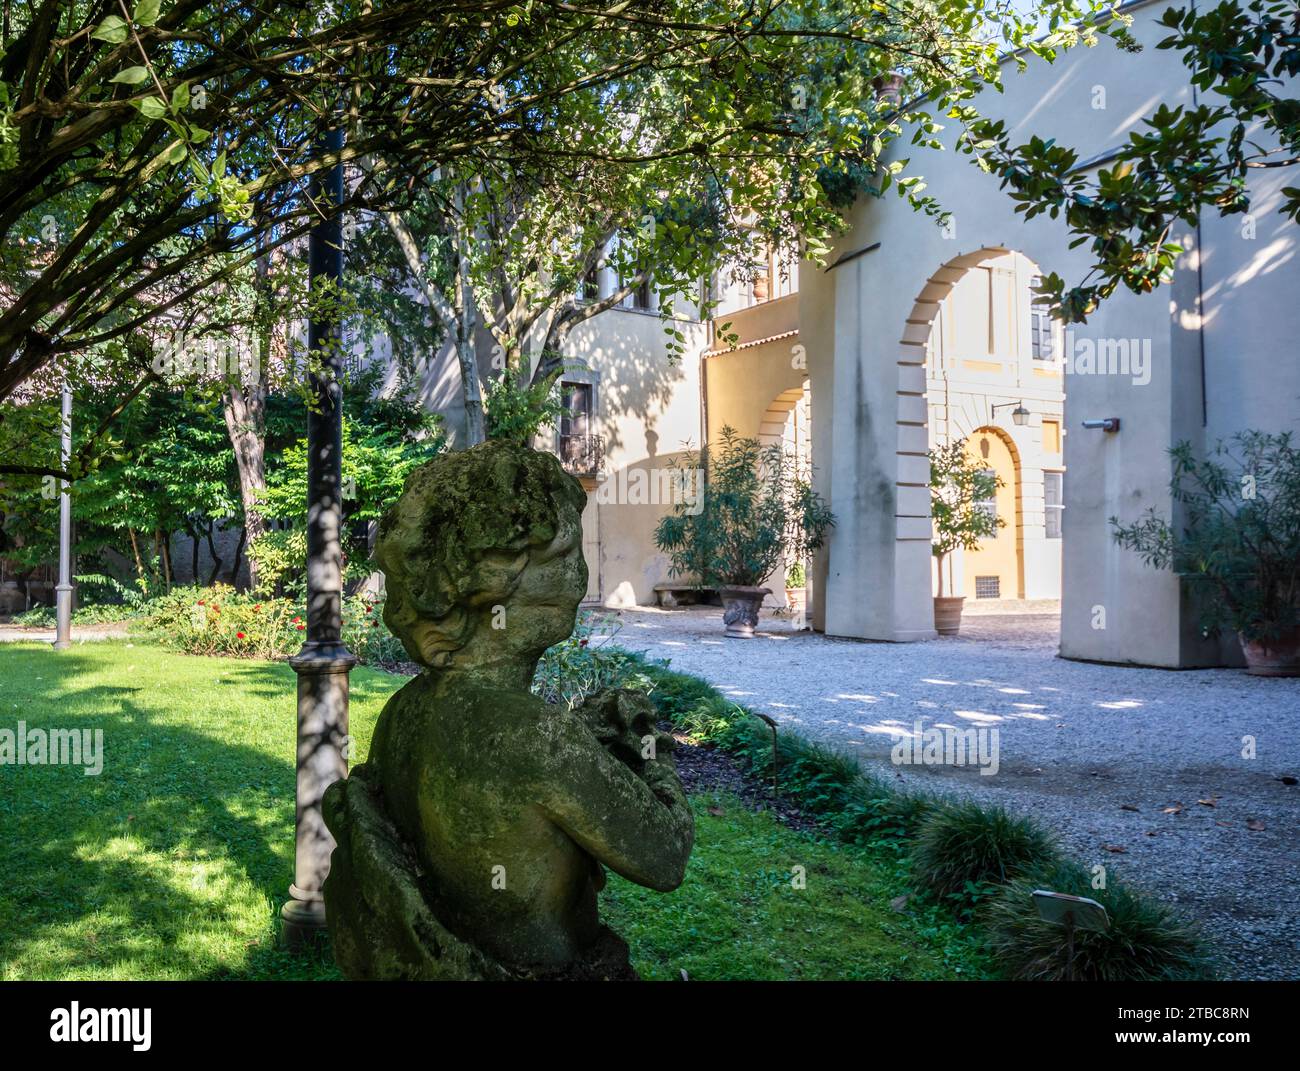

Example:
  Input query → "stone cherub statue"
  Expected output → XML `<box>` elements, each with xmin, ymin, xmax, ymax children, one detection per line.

<box><xmin>322</xmin><ymin>440</ymin><xmax>694</xmax><ymax>979</ymax></box>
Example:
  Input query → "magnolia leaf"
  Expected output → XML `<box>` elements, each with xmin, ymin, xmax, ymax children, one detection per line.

<box><xmin>134</xmin><ymin>0</ymin><xmax>163</xmax><ymax>27</ymax></box>
<box><xmin>110</xmin><ymin>66</ymin><xmax>150</xmax><ymax>86</ymax></box>
<box><xmin>91</xmin><ymin>15</ymin><xmax>129</xmax><ymax>44</ymax></box>
<box><xmin>137</xmin><ymin>96</ymin><xmax>168</xmax><ymax>120</ymax></box>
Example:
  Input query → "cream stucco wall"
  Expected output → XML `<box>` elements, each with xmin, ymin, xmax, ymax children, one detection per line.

<box><xmin>558</xmin><ymin>307</ymin><xmax>707</xmax><ymax>607</ymax></box>
<box><xmin>800</xmin><ymin>0</ymin><xmax>1300</xmax><ymax>664</ymax></box>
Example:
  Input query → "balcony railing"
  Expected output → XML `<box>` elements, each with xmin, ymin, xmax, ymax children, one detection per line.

<box><xmin>559</xmin><ymin>432</ymin><xmax>604</xmax><ymax>477</ymax></box>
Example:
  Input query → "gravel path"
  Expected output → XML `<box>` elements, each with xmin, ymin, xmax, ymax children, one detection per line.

<box><xmin>611</xmin><ymin>605</ymin><xmax>1300</xmax><ymax>980</ymax></box>
<box><xmin>0</xmin><ymin>622</ymin><xmax>130</xmax><ymax>643</ymax></box>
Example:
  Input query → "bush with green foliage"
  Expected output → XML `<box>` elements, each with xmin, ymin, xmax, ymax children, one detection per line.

<box><xmin>532</xmin><ymin>612</ymin><xmax>655</xmax><ymax>710</ymax></box>
<box><xmin>981</xmin><ymin>862</ymin><xmax>1216</xmax><ymax>981</ymax></box>
<box><xmin>929</xmin><ymin>441</ymin><xmax>1003</xmax><ymax>598</ymax></box>
<box><xmin>138</xmin><ymin>584</ymin><xmax>405</xmax><ymax>666</ymax></box>
<box><xmin>655</xmin><ymin>426</ymin><xmax>834</xmax><ymax>588</ymax></box>
<box><xmin>483</xmin><ymin>368</ymin><xmax>566</xmax><ymax>445</ymax></box>
<box><xmin>911</xmin><ymin>800</ymin><xmax>1061</xmax><ymax>907</ymax></box>
<box><xmin>1111</xmin><ymin>431</ymin><xmax>1300</xmax><ymax>643</ymax></box>
<box><xmin>644</xmin><ymin>666</ymin><xmax>931</xmax><ymax>845</ymax></box>
<box><xmin>253</xmin><ymin>414</ymin><xmax>444</xmax><ymax>596</ymax></box>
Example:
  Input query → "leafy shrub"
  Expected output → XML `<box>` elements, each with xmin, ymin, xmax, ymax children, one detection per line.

<box><xmin>981</xmin><ymin>862</ymin><xmax>1216</xmax><ymax>981</ymax></box>
<box><xmin>655</xmin><ymin>426</ymin><xmax>834</xmax><ymax>587</ymax></box>
<box><xmin>532</xmin><ymin>612</ymin><xmax>654</xmax><ymax>709</ymax></box>
<box><xmin>911</xmin><ymin>800</ymin><xmax>1061</xmax><ymax>907</ymax></box>
<box><xmin>139</xmin><ymin>584</ymin><xmax>403</xmax><ymax>666</ymax></box>
<box><xmin>668</xmin><ymin>682</ymin><xmax>931</xmax><ymax>844</ymax></box>
<box><xmin>639</xmin><ymin>664</ymin><xmax>720</xmax><ymax>723</ymax></box>
<box><xmin>13</xmin><ymin>573</ymin><xmax>162</xmax><ymax>626</ymax></box>
<box><xmin>1111</xmin><ymin>431</ymin><xmax>1300</xmax><ymax>642</ymax></box>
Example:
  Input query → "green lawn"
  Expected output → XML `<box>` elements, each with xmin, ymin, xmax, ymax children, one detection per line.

<box><xmin>0</xmin><ymin>641</ymin><xmax>978</xmax><ymax>980</ymax></box>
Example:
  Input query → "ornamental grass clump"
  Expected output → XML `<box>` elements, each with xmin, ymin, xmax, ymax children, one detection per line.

<box><xmin>981</xmin><ymin>862</ymin><xmax>1216</xmax><ymax>981</ymax></box>
<box><xmin>911</xmin><ymin>800</ymin><xmax>1061</xmax><ymax>903</ymax></box>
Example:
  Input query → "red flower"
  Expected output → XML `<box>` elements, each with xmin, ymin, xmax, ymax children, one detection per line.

<box><xmin>253</xmin><ymin>604</ymin><xmax>261</xmax><ymax>612</ymax></box>
<box><xmin>296</xmin><ymin>623</ymin><xmax>306</xmax><ymax>631</ymax></box>
<box><xmin>197</xmin><ymin>600</ymin><xmax>205</xmax><ymax>606</ymax></box>
<box><xmin>579</xmin><ymin>639</ymin><xmax>589</xmax><ymax>647</ymax></box>
<box><xmin>236</xmin><ymin>631</ymin><xmax>246</xmax><ymax>639</ymax></box>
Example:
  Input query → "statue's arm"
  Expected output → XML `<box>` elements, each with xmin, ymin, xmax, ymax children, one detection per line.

<box><xmin>536</xmin><ymin>714</ymin><xmax>694</xmax><ymax>892</ymax></box>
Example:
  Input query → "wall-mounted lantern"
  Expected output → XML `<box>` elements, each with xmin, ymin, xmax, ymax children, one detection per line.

<box><xmin>991</xmin><ymin>400</ymin><xmax>1030</xmax><ymax>426</ymax></box>
<box><xmin>1081</xmin><ymin>418</ymin><xmax>1121</xmax><ymax>433</ymax></box>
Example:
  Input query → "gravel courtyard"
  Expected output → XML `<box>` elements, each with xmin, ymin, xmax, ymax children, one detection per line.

<box><xmin>612</xmin><ymin>604</ymin><xmax>1300</xmax><ymax>980</ymax></box>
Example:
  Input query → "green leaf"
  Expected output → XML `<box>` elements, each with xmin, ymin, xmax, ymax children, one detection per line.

<box><xmin>91</xmin><ymin>15</ymin><xmax>129</xmax><ymax>44</ymax></box>
<box><xmin>170</xmin><ymin>83</ymin><xmax>190</xmax><ymax>112</ymax></box>
<box><xmin>165</xmin><ymin>141</ymin><xmax>187</xmax><ymax>165</ymax></box>
<box><xmin>137</xmin><ymin>96</ymin><xmax>168</xmax><ymax>120</ymax></box>
<box><xmin>110</xmin><ymin>66</ymin><xmax>150</xmax><ymax>86</ymax></box>
<box><xmin>134</xmin><ymin>0</ymin><xmax>163</xmax><ymax>27</ymax></box>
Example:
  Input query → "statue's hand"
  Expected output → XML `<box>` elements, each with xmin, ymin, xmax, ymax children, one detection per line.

<box><xmin>571</xmin><ymin>688</ymin><xmax>670</xmax><ymax>775</ymax></box>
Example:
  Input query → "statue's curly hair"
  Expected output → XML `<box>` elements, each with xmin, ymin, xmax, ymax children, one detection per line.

<box><xmin>376</xmin><ymin>439</ymin><xmax>588</xmax><ymax>666</ymax></box>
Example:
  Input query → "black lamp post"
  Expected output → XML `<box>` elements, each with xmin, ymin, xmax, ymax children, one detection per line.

<box><xmin>281</xmin><ymin>126</ymin><xmax>356</xmax><ymax>948</ymax></box>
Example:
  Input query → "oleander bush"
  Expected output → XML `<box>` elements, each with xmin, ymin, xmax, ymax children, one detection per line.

<box><xmin>981</xmin><ymin>862</ymin><xmax>1217</xmax><ymax>981</ymax></box>
<box><xmin>911</xmin><ymin>800</ymin><xmax>1061</xmax><ymax>906</ymax></box>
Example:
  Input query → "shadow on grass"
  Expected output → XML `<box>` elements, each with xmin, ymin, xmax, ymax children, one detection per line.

<box><xmin>0</xmin><ymin>646</ymin><xmax>403</xmax><ymax>980</ymax></box>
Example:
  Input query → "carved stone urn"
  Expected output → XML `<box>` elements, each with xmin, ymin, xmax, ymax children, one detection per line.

<box><xmin>719</xmin><ymin>584</ymin><xmax>770</xmax><ymax>638</ymax></box>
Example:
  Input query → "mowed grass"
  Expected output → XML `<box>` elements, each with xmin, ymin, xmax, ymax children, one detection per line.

<box><xmin>0</xmin><ymin>642</ymin><xmax>976</xmax><ymax>980</ymax></box>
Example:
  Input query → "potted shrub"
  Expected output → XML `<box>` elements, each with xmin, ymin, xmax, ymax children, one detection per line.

<box><xmin>929</xmin><ymin>442</ymin><xmax>1003</xmax><ymax>635</ymax></box>
<box><xmin>655</xmin><ymin>427</ymin><xmax>834</xmax><ymax>638</ymax></box>
<box><xmin>1111</xmin><ymin>432</ymin><xmax>1300</xmax><ymax>675</ymax></box>
<box><xmin>785</xmin><ymin>560</ymin><xmax>807</xmax><ymax>618</ymax></box>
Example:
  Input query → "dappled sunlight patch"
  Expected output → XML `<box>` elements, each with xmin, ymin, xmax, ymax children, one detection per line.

<box><xmin>951</xmin><ymin>710</ymin><xmax>1004</xmax><ymax>724</ymax></box>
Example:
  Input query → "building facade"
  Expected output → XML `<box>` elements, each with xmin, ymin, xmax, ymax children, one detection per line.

<box><xmin>413</xmin><ymin>0</ymin><xmax>1298</xmax><ymax>669</ymax></box>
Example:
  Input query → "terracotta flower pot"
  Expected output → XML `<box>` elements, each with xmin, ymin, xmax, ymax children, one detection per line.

<box><xmin>1239</xmin><ymin>627</ymin><xmax>1300</xmax><ymax>677</ymax></box>
<box><xmin>719</xmin><ymin>585</ymin><xmax>770</xmax><ymax>638</ymax></box>
<box><xmin>785</xmin><ymin>586</ymin><xmax>807</xmax><ymax>618</ymax></box>
<box><xmin>933</xmin><ymin>595</ymin><xmax>965</xmax><ymax>636</ymax></box>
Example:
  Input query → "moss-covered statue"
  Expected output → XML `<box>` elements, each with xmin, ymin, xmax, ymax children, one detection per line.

<box><xmin>321</xmin><ymin>440</ymin><xmax>694</xmax><ymax>979</ymax></box>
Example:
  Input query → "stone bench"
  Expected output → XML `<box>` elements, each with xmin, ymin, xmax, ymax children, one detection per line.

<box><xmin>652</xmin><ymin>583</ymin><xmax>716</xmax><ymax>608</ymax></box>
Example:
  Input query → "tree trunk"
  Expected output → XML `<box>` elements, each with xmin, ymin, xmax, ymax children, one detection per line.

<box><xmin>128</xmin><ymin>528</ymin><xmax>144</xmax><ymax>583</ymax></box>
<box><xmin>221</xmin><ymin>252</ymin><xmax>271</xmax><ymax>591</ymax></box>
<box><xmin>205</xmin><ymin>522</ymin><xmax>223</xmax><ymax>587</ymax></box>
<box><xmin>383</xmin><ymin>206</ymin><xmax>486</xmax><ymax>446</ymax></box>
<box><xmin>229</xmin><ymin>526</ymin><xmax>247</xmax><ymax>589</ymax></box>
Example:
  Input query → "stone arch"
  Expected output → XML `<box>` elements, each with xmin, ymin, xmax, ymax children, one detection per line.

<box><xmin>893</xmin><ymin>248</ymin><xmax>1014</xmax><ymax>553</ymax></box>
<box><xmin>757</xmin><ymin>383</ymin><xmax>811</xmax><ymax>461</ymax></box>
<box><xmin>894</xmin><ymin>246</ymin><xmax>1063</xmax><ymax>616</ymax></box>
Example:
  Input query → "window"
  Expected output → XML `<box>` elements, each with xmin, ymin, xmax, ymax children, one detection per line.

<box><xmin>560</xmin><ymin>382</ymin><xmax>592</xmax><ymax>439</ymax></box>
<box><xmin>559</xmin><ymin>382</ymin><xmax>600</xmax><ymax>475</ymax></box>
<box><xmin>1030</xmin><ymin>276</ymin><xmax>1056</xmax><ymax>361</ymax></box>
<box><xmin>1044</xmin><ymin>471</ymin><xmax>1063</xmax><ymax>539</ymax></box>
<box><xmin>631</xmin><ymin>276</ymin><xmax>652</xmax><ymax>311</ymax></box>
<box><xmin>975</xmin><ymin>576</ymin><xmax>1001</xmax><ymax>599</ymax></box>
<box><xmin>1042</xmin><ymin>419</ymin><xmax>1061</xmax><ymax>454</ymax></box>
